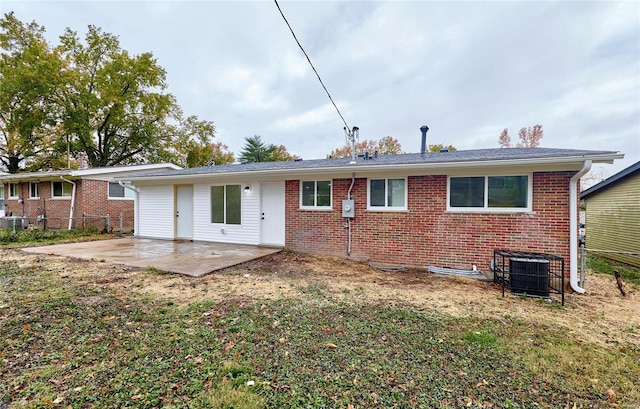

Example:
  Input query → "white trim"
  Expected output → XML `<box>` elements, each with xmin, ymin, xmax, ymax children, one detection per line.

<box><xmin>299</xmin><ymin>180</ymin><xmax>333</xmax><ymax>210</ymax></box>
<box><xmin>107</xmin><ymin>181</ymin><xmax>135</xmax><ymax>200</ymax></box>
<box><xmin>446</xmin><ymin>174</ymin><xmax>533</xmax><ymax>213</ymax></box>
<box><xmin>8</xmin><ymin>183</ymin><xmax>19</xmax><ymax>199</ymax></box>
<box><xmin>210</xmin><ymin>184</ymin><xmax>243</xmax><ymax>226</ymax></box>
<box><xmin>29</xmin><ymin>182</ymin><xmax>39</xmax><ymax>199</ymax></box>
<box><xmin>366</xmin><ymin>177</ymin><xmax>408</xmax><ymax>211</ymax></box>
<box><xmin>121</xmin><ymin>153</ymin><xmax>624</xmax><ymax>183</ymax></box>
<box><xmin>51</xmin><ymin>180</ymin><xmax>73</xmax><ymax>199</ymax></box>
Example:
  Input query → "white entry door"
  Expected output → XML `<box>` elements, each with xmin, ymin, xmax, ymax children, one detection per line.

<box><xmin>175</xmin><ymin>185</ymin><xmax>193</xmax><ymax>239</ymax></box>
<box><xmin>260</xmin><ymin>182</ymin><xmax>285</xmax><ymax>246</ymax></box>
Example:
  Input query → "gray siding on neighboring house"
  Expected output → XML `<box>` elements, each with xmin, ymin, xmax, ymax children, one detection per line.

<box><xmin>584</xmin><ymin>174</ymin><xmax>640</xmax><ymax>267</ymax></box>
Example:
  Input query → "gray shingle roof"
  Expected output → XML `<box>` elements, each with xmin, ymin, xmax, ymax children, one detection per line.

<box><xmin>128</xmin><ymin>147</ymin><xmax>620</xmax><ymax>179</ymax></box>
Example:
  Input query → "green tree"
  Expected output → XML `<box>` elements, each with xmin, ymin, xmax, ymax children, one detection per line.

<box><xmin>238</xmin><ymin>135</ymin><xmax>278</xmax><ymax>163</ymax></box>
<box><xmin>55</xmin><ymin>25</ymin><xmax>177</xmax><ymax>167</ymax></box>
<box><xmin>428</xmin><ymin>144</ymin><xmax>457</xmax><ymax>152</ymax></box>
<box><xmin>210</xmin><ymin>141</ymin><xmax>235</xmax><ymax>165</ymax></box>
<box><xmin>0</xmin><ymin>12</ymin><xmax>63</xmax><ymax>173</ymax></box>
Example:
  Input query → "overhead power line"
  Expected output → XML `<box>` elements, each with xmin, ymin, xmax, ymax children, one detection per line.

<box><xmin>273</xmin><ymin>0</ymin><xmax>350</xmax><ymax>131</ymax></box>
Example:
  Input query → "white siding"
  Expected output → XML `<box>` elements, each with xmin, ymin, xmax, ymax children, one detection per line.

<box><xmin>192</xmin><ymin>182</ymin><xmax>260</xmax><ymax>245</ymax></box>
<box><xmin>137</xmin><ymin>185</ymin><xmax>174</xmax><ymax>239</ymax></box>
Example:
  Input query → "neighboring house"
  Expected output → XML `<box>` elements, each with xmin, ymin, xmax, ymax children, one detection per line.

<box><xmin>0</xmin><ymin>163</ymin><xmax>180</xmax><ymax>232</ymax></box>
<box><xmin>580</xmin><ymin>161</ymin><xmax>640</xmax><ymax>267</ymax></box>
<box><xmin>122</xmin><ymin>147</ymin><xmax>622</xmax><ymax>292</ymax></box>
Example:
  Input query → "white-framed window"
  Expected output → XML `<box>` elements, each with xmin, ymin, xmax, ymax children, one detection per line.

<box><xmin>8</xmin><ymin>183</ymin><xmax>19</xmax><ymax>199</ymax></box>
<box><xmin>29</xmin><ymin>182</ymin><xmax>39</xmax><ymax>199</ymax></box>
<box><xmin>300</xmin><ymin>180</ymin><xmax>332</xmax><ymax>209</ymax></box>
<box><xmin>211</xmin><ymin>185</ymin><xmax>241</xmax><ymax>225</ymax></box>
<box><xmin>108</xmin><ymin>182</ymin><xmax>135</xmax><ymax>199</ymax></box>
<box><xmin>367</xmin><ymin>178</ymin><xmax>407</xmax><ymax>210</ymax></box>
<box><xmin>0</xmin><ymin>186</ymin><xmax>4</xmax><ymax>210</ymax></box>
<box><xmin>447</xmin><ymin>174</ymin><xmax>532</xmax><ymax>212</ymax></box>
<box><xmin>51</xmin><ymin>181</ymin><xmax>73</xmax><ymax>198</ymax></box>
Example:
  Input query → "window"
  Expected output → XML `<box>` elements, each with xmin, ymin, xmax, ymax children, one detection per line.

<box><xmin>368</xmin><ymin>178</ymin><xmax>406</xmax><ymax>210</ymax></box>
<box><xmin>51</xmin><ymin>181</ymin><xmax>73</xmax><ymax>198</ymax></box>
<box><xmin>29</xmin><ymin>182</ymin><xmax>39</xmax><ymax>199</ymax></box>
<box><xmin>108</xmin><ymin>182</ymin><xmax>135</xmax><ymax>199</ymax></box>
<box><xmin>9</xmin><ymin>183</ymin><xmax>19</xmax><ymax>199</ymax></box>
<box><xmin>211</xmin><ymin>185</ymin><xmax>241</xmax><ymax>225</ymax></box>
<box><xmin>448</xmin><ymin>175</ymin><xmax>530</xmax><ymax>211</ymax></box>
<box><xmin>0</xmin><ymin>186</ymin><xmax>4</xmax><ymax>210</ymax></box>
<box><xmin>300</xmin><ymin>180</ymin><xmax>332</xmax><ymax>209</ymax></box>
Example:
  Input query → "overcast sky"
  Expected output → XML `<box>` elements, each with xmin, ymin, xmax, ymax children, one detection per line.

<box><xmin>3</xmin><ymin>0</ymin><xmax>639</xmax><ymax>177</ymax></box>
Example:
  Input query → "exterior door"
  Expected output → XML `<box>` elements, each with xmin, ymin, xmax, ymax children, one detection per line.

<box><xmin>260</xmin><ymin>182</ymin><xmax>285</xmax><ymax>246</ymax></box>
<box><xmin>175</xmin><ymin>185</ymin><xmax>193</xmax><ymax>239</ymax></box>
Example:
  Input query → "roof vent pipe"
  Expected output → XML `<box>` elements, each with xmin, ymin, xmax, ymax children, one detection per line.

<box><xmin>420</xmin><ymin>125</ymin><xmax>429</xmax><ymax>154</ymax></box>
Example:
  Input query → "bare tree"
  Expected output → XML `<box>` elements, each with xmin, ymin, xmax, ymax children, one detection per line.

<box><xmin>499</xmin><ymin>124</ymin><xmax>543</xmax><ymax>148</ymax></box>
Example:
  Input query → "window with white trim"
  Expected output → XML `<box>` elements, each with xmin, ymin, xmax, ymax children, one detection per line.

<box><xmin>51</xmin><ymin>181</ymin><xmax>73</xmax><ymax>198</ymax></box>
<box><xmin>0</xmin><ymin>186</ymin><xmax>4</xmax><ymax>210</ymax></box>
<box><xmin>448</xmin><ymin>175</ymin><xmax>531</xmax><ymax>211</ymax></box>
<box><xmin>300</xmin><ymin>180</ymin><xmax>332</xmax><ymax>209</ymax></box>
<box><xmin>108</xmin><ymin>182</ymin><xmax>135</xmax><ymax>199</ymax></box>
<box><xmin>211</xmin><ymin>185</ymin><xmax>241</xmax><ymax>225</ymax></box>
<box><xmin>8</xmin><ymin>183</ymin><xmax>19</xmax><ymax>199</ymax></box>
<box><xmin>368</xmin><ymin>178</ymin><xmax>406</xmax><ymax>210</ymax></box>
<box><xmin>29</xmin><ymin>182</ymin><xmax>39</xmax><ymax>199</ymax></box>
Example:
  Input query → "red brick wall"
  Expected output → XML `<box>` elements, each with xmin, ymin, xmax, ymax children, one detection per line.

<box><xmin>285</xmin><ymin>172</ymin><xmax>574</xmax><ymax>271</ymax></box>
<box><xmin>2</xmin><ymin>180</ymin><xmax>134</xmax><ymax>232</ymax></box>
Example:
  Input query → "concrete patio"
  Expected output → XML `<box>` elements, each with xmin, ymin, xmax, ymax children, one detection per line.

<box><xmin>22</xmin><ymin>238</ymin><xmax>282</xmax><ymax>277</ymax></box>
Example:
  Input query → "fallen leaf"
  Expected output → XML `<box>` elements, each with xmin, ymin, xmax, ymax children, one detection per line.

<box><xmin>53</xmin><ymin>396</ymin><xmax>64</xmax><ymax>404</ymax></box>
<box><xmin>222</xmin><ymin>341</ymin><xmax>235</xmax><ymax>353</ymax></box>
<box><xmin>131</xmin><ymin>394</ymin><xmax>142</xmax><ymax>400</ymax></box>
<box><xmin>326</xmin><ymin>342</ymin><xmax>338</xmax><ymax>349</ymax></box>
<box><xmin>48</xmin><ymin>379</ymin><xmax>60</xmax><ymax>386</ymax></box>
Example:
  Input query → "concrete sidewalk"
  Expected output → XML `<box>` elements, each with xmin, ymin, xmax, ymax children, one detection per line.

<box><xmin>22</xmin><ymin>238</ymin><xmax>282</xmax><ymax>277</ymax></box>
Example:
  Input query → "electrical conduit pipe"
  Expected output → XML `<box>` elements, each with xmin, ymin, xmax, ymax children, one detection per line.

<box><xmin>346</xmin><ymin>173</ymin><xmax>355</xmax><ymax>255</ymax></box>
<box><xmin>569</xmin><ymin>160</ymin><xmax>591</xmax><ymax>294</ymax></box>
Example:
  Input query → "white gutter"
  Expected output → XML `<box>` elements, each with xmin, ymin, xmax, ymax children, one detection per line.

<box><xmin>121</xmin><ymin>153</ymin><xmax>624</xmax><ymax>183</ymax></box>
<box><xmin>569</xmin><ymin>160</ymin><xmax>592</xmax><ymax>294</ymax></box>
<box><xmin>60</xmin><ymin>176</ymin><xmax>76</xmax><ymax>230</ymax></box>
<box><xmin>119</xmin><ymin>181</ymin><xmax>139</xmax><ymax>236</ymax></box>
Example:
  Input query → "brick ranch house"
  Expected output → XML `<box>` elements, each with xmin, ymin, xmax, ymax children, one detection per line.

<box><xmin>120</xmin><ymin>147</ymin><xmax>622</xmax><ymax>293</ymax></box>
<box><xmin>0</xmin><ymin>163</ymin><xmax>180</xmax><ymax>232</ymax></box>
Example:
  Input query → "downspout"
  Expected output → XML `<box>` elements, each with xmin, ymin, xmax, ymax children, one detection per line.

<box><xmin>60</xmin><ymin>176</ymin><xmax>76</xmax><ymax>230</ymax></box>
<box><xmin>119</xmin><ymin>181</ymin><xmax>139</xmax><ymax>236</ymax></box>
<box><xmin>569</xmin><ymin>160</ymin><xmax>591</xmax><ymax>294</ymax></box>
<box><xmin>346</xmin><ymin>173</ymin><xmax>356</xmax><ymax>255</ymax></box>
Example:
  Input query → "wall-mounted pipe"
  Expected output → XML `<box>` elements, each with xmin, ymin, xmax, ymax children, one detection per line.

<box><xmin>119</xmin><ymin>181</ymin><xmax>139</xmax><ymax>235</ymax></box>
<box><xmin>346</xmin><ymin>173</ymin><xmax>356</xmax><ymax>255</ymax></box>
<box><xmin>569</xmin><ymin>160</ymin><xmax>592</xmax><ymax>294</ymax></box>
<box><xmin>59</xmin><ymin>176</ymin><xmax>76</xmax><ymax>230</ymax></box>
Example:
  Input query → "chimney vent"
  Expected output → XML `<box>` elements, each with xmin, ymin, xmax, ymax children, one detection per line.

<box><xmin>420</xmin><ymin>125</ymin><xmax>429</xmax><ymax>154</ymax></box>
<box><xmin>77</xmin><ymin>152</ymin><xmax>89</xmax><ymax>169</ymax></box>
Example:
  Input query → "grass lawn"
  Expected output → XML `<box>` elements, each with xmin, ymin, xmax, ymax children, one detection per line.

<box><xmin>1</xmin><ymin>242</ymin><xmax>639</xmax><ymax>408</ymax></box>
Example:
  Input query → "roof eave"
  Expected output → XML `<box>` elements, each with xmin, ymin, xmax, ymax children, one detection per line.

<box><xmin>121</xmin><ymin>153</ymin><xmax>624</xmax><ymax>183</ymax></box>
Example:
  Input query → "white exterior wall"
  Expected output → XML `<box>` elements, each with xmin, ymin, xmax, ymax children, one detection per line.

<box><xmin>137</xmin><ymin>185</ymin><xmax>174</xmax><ymax>239</ymax></box>
<box><xmin>192</xmin><ymin>182</ymin><xmax>261</xmax><ymax>245</ymax></box>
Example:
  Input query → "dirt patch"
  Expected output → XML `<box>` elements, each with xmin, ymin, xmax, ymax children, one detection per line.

<box><xmin>4</xmin><ymin>248</ymin><xmax>639</xmax><ymax>348</ymax></box>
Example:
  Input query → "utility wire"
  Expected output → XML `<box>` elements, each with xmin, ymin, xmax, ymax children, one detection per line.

<box><xmin>274</xmin><ymin>0</ymin><xmax>350</xmax><ymax>131</ymax></box>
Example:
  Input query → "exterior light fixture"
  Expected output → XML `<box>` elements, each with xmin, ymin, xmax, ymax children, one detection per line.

<box><xmin>244</xmin><ymin>185</ymin><xmax>251</xmax><ymax>192</ymax></box>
